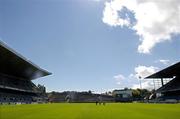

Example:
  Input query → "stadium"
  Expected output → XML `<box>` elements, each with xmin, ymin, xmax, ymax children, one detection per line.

<box><xmin>0</xmin><ymin>41</ymin><xmax>180</xmax><ymax>119</ymax></box>
<box><xmin>0</xmin><ymin>41</ymin><xmax>51</xmax><ymax>104</ymax></box>
<box><xmin>1</xmin><ymin>0</ymin><xmax>180</xmax><ymax>118</ymax></box>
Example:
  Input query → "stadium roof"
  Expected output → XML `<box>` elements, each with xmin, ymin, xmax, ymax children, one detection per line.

<box><xmin>0</xmin><ymin>41</ymin><xmax>51</xmax><ymax>80</ymax></box>
<box><xmin>145</xmin><ymin>62</ymin><xmax>180</xmax><ymax>79</ymax></box>
<box><xmin>156</xmin><ymin>77</ymin><xmax>180</xmax><ymax>93</ymax></box>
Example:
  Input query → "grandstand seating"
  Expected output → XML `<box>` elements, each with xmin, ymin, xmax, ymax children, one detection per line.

<box><xmin>48</xmin><ymin>92</ymin><xmax>114</xmax><ymax>103</ymax></box>
<box><xmin>0</xmin><ymin>41</ymin><xmax>51</xmax><ymax>104</ymax></box>
<box><xmin>0</xmin><ymin>73</ymin><xmax>39</xmax><ymax>93</ymax></box>
<box><xmin>156</xmin><ymin>77</ymin><xmax>180</xmax><ymax>93</ymax></box>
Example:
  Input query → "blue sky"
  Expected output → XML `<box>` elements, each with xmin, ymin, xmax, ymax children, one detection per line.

<box><xmin>0</xmin><ymin>0</ymin><xmax>179</xmax><ymax>93</ymax></box>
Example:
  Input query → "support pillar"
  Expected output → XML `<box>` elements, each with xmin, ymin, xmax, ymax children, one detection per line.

<box><xmin>161</xmin><ymin>78</ymin><xmax>164</xmax><ymax>86</ymax></box>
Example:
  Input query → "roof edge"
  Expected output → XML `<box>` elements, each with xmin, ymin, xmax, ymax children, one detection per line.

<box><xmin>0</xmin><ymin>41</ymin><xmax>52</xmax><ymax>79</ymax></box>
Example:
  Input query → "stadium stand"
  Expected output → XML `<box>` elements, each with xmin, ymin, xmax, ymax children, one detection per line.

<box><xmin>146</xmin><ymin>62</ymin><xmax>180</xmax><ymax>103</ymax></box>
<box><xmin>0</xmin><ymin>41</ymin><xmax>51</xmax><ymax>104</ymax></box>
<box><xmin>47</xmin><ymin>91</ymin><xmax>114</xmax><ymax>103</ymax></box>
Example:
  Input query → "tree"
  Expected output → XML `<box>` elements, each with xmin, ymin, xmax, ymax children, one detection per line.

<box><xmin>132</xmin><ymin>89</ymin><xmax>140</xmax><ymax>98</ymax></box>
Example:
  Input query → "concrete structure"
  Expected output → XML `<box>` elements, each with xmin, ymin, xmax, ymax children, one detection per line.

<box><xmin>0</xmin><ymin>41</ymin><xmax>51</xmax><ymax>104</ymax></box>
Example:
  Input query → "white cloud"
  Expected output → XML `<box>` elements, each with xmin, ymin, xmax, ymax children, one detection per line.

<box><xmin>131</xmin><ymin>65</ymin><xmax>159</xmax><ymax>89</ymax></box>
<box><xmin>159</xmin><ymin>59</ymin><xmax>170</xmax><ymax>65</ymax></box>
<box><xmin>102</xmin><ymin>0</ymin><xmax>180</xmax><ymax>53</ymax></box>
<box><xmin>113</xmin><ymin>65</ymin><xmax>159</xmax><ymax>89</ymax></box>
<box><xmin>134</xmin><ymin>65</ymin><xmax>159</xmax><ymax>79</ymax></box>
<box><xmin>113</xmin><ymin>74</ymin><xmax>125</xmax><ymax>85</ymax></box>
<box><xmin>132</xmin><ymin>81</ymin><xmax>154</xmax><ymax>90</ymax></box>
<box><xmin>102</xmin><ymin>0</ymin><xmax>131</xmax><ymax>27</ymax></box>
<box><xmin>113</xmin><ymin>72</ymin><xmax>156</xmax><ymax>89</ymax></box>
<box><xmin>128</xmin><ymin>73</ymin><xmax>135</xmax><ymax>79</ymax></box>
<box><xmin>131</xmin><ymin>83</ymin><xmax>140</xmax><ymax>89</ymax></box>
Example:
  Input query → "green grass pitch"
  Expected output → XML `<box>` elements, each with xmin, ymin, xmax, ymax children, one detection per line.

<box><xmin>1</xmin><ymin>103</ymin><xmax>180</xmax><ymax>119</ymax></box>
